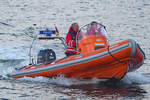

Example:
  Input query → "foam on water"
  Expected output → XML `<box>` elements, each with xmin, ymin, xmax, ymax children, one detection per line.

<box><xmin>122</xmin><ymin>72</ymin><xmax>150</xmax><ymax>84</ymax></box>
<box><xmin>18</xmin><ymin>75</ymin><xmax>75</xmax><ymax>86</ymax></box>
<box><xmin>16</xmin><ymin>75</ymin><xmax>104</xmax><ymax>86</ymax></box>
<box><xmin>13</xmin><ymin>72</ymin><xmax>150</xmax><ymax>86</ymax></box>
<box><xmin>0</xmin><ymin>46</ymin><xmax>28</xmax><ymax>78</ymax></box>
<box><xmin>1</xmin><ymin>67</ymin><xmax>14</xmax><ymax>76</ymax></box>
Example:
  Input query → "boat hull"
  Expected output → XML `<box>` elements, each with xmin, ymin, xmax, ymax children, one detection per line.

<box><xmin>9</xmin><ymin>39</ymin><xmax>145</xmax><ymax>79</ymax></box>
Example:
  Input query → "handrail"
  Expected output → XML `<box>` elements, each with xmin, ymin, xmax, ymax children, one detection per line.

<box><xmin>38</xmin><ymin>36</ymin><xmax>66</xmax><ymax>48</ymax></box>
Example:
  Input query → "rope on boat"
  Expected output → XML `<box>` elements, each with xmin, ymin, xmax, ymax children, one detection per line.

<box><xmin>107</xmin><ymin>46</ymin><xmax>129</xmax><ymax>65</ymax></box>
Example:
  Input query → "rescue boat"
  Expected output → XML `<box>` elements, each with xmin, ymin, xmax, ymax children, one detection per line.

<box><xmin>8</xmin><ymin>22</ymin><xmax>145</xmax><ymax>80</ymax></box>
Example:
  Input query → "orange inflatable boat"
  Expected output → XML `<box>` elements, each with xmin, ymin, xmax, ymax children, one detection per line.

<box><xmin>9</xmin><ymin>22</ymin><xmax>145</xmax><ymax>80</ymax></box>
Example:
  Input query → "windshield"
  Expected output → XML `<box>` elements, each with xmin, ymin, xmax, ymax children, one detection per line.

<box><xmin>77</xmin><ymin>23</ymin><xmax>107</xmax><ymax>41</ymax></box>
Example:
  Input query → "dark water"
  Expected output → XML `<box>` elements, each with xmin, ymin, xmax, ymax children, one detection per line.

<box><xmin>0</xmin><ymin>78</ymin><xmax>150</xmax><ymax>100</ymax></box>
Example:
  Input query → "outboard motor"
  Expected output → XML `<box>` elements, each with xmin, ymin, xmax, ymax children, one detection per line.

<box><xmin>37</xmin><ymin>49</ymin><xmax>56</xmax><ymax>65</ymax></box>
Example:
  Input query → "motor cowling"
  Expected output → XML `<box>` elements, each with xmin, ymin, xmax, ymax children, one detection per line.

<box><xmin>37</xmin><ymin>49</ymin><xmax>56</xmax><ymax>65</ymax></box>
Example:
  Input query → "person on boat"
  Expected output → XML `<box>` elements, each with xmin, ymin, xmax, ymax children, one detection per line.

<box><xmin>87</xmin><ymin>21</ymin><xmax>106</xmax><ymax>36</ymax></box>
<box><xmin>86</xmin><ymin>21</ymin><xmax>98</xmax><ymax>35</ymax></box>
<box><xmin>65</xmin><ymin>23</ymin><xmax>79</xmax><ymax>57</ymax></box>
